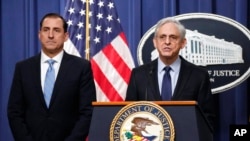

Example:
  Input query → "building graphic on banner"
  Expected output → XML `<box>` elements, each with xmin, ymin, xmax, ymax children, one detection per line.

<box><xmin>138</xmin><ymin>13</ymin><xmax>250</xmax><ymax>94</ymax></box>
<box><xmin>151</xmin><ymin>29</ymin><xmax>244</xmax><ymax>66</ymax></box>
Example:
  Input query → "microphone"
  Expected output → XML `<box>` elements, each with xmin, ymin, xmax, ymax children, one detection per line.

<box><xmin>149</xmin><ymin>66</ymin><xmax>154</xmax><ymax>75</ymax></box>
<box><xmin>145</xmin><ymin>66</ymin><xmax>153</xmax><ymax>101</ymax></box>
<box><xmin>149</xmin><ymin>67</ymin><xmax>153</xmax><ymax>75</ymax></box>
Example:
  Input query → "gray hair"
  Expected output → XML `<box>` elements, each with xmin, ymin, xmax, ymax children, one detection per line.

<box><xmin>154</xmin><ymin>17</ymin><xmax>186</xmax><ymax>39</ymax></box>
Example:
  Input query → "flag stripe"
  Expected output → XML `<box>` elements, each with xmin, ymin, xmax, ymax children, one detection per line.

<box><xmin>91</xmin><ymin>58</ymin><xmax>123</xmax><ymax>101</ymax></box>
<box><xmin>64</xmin><ymin>39</ymin><xmax>81</xmax><ymax>57</ymax></box>
<box><xmin>111</xmin><ymin>33</ymin><xmax>134</xmax><ymax>69</ymax></box>
<box><xmin>94</xmin><ymin>80</ymin><xmax>109</xmax><ymax>101</ymax></box>
<box><xmin>92</xmin><ymin>49</ymin><xmax>127</xmax><ymax>100</ymax></box>
<box><xmin>64</xmin><ymin>0</ymin><xmax>135</xmax><ymax>102</ymax></box>
<box><xmin>102</xmin><ymin>36</ymin><xmax>132</xmax><ymax>83</ymax></box>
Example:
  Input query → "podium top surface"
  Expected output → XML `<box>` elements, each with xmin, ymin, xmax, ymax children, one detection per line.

<box><xmin>92</xmin><ymin>101</ymin><xmax>197</xmax><ymax>106</ymax></box>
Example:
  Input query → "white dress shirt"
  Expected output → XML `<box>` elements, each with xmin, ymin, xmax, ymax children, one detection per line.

<box><xmin>157</xmin><ymin>57</ymin><xmax>181</xmax><ymax>96</ymax></box>
<box><xmin>40</xmin><ymin>51</ymin><xmax>63</xmax><ymax>93</ymax></box>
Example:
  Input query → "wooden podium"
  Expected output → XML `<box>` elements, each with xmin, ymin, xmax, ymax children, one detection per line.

<box><xmin>88</xmin><ymin>101</ymin><xmax>213</xmax><ymax>141</ymax></box>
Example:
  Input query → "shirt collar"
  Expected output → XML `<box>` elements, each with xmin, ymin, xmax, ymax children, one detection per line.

<box><xmin>157</xmin><ymin>56</ymin><xmax>181</xmax><ymax>73</ymax></box>
<box><xmin>41</xmin><ymin>50</ymin><xmax>64</xmax><ymax>64</ymax></box>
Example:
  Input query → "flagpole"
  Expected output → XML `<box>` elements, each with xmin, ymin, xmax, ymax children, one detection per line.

<box><xmin>85</xmin><ymin>0</ymin><xmax>90</xmax><ymax>60</ymax></box>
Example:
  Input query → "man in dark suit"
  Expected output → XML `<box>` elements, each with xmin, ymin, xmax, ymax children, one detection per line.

<box><xmin>7</xmin><ymin>13</ymin><xmax>96</xmax><ymax>141</ymax></box>
<box><xmin>126</xmin><ymin>17</ymin><xmax>215</xmax><ymax>131</ymax></box>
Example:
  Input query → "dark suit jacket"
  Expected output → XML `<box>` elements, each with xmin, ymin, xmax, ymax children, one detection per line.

<box><xmin>126</xmin><ymin>56</ymin><xmax>215</xmax><ymax>131</ymax></box>
<box><xmin>7</xmin><ymin>51</ymin><xmax>96</xmax><ymax>141</ymax></box>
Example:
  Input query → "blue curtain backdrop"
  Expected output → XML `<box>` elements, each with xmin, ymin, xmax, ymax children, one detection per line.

<box><xmin>0</xmin><ymin>0</ymin><xmax>249</xmax><ymax>141</ymax></box>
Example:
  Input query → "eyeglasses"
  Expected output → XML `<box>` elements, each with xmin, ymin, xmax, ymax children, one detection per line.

<box><xmin>156</xmin><ymin>34</ymin><xmax>179</xmax><ymax>43</ymax></box>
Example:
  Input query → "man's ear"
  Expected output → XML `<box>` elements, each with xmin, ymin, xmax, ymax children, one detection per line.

<box><xmin>153</xmin><ymin>37</ymin><xmax>157</xmax><ymax>49</ymax></box>
<box><xmin>181</xmin><ymin>38</ymin><xmax>187</xmax><ymax>49</ymax></box>
<box><xmin>38</xmin><ymin>31</ymin><xmax>41</xmax><ymax>40</ymax></box>
<box><xmin>64</xmin><ymin>32</ymin><xmax>69</xmax><ymax>42</ymax></box>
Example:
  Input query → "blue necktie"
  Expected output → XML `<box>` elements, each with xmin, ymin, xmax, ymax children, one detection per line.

<box><xmin>44</xmin><ymin>59</ymin><xmax>55</xmax><ymax>107</ymax></box>
<box><xmin>161</xmin><ymin>66</ymin><xmax>172</xmax><ymax>100</ymax></box>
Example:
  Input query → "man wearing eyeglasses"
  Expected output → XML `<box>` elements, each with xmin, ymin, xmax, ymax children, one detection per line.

<box><xmin>125</xmin><ymin>17</ymin><xmax>216</xmax><ymax>132</ymax></box>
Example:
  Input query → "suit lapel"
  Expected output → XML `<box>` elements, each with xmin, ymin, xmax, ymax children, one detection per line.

<box><xmin>148</xmin><ymin>60</ymin><xmax>162</xmax><ymax>100</ymax></box>
<box><xmin>31</xmin><ymin>54</ymin><xmax>49</xmax><ymax>108</ymax></box>
<box><xmin>172</xmin><ymin>58</ymin><xmax>192</xmax><ymax>99</ymax></box>
<box><xmin>49</xmin><ymin>52</ymin><xmax>70</xmax><ymax>107</ymax></box>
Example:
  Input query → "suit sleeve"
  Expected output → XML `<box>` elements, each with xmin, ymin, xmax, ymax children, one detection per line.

<box><xmin>125</xmin><ymin>69</ymin><xmax>138</xmax><ymax>101</ymax></box>
<box><xmin>65</xmin><ymin>61</ymin><xmax>96</xmax><ymax>141</ymax></box>
<box><xmin>197</xmin><ymin>71</ymin><xmax>216</xmax><ymax>132</ymax></box>
<box><xmin>7</xmin><ymin>63</ymin><xmax>34</xmax><ymax>141</ymax></box>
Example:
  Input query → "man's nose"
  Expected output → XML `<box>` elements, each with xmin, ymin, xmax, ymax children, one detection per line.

<box><xmin>164</xmin><ymin>36</ymin><xmax>171</xmax><ymax>43</ymax></box>
<box><xmin>48</xmin><ymin>31</ymin><xmax>54</xmax><ymax>38</ymax></box>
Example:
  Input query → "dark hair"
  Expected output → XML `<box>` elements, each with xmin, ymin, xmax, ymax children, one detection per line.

<box><xmin>39</xmin><ymin>13</ymin><xmax>68</xmax><ymax>32</ymax></box>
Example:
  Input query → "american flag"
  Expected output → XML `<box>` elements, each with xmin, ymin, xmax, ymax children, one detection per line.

<box><xmin>64</xmin><ymin>0</ymin><xmax>135</xmax><ymax>101</ymax></box>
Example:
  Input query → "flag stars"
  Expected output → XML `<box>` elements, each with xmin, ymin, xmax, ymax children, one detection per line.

<box><xmin>65</xmin><ymin>0</ymin><xmax>124</xmax><ymax>54</ymax></box>
<box><xmin>96</xmin><ymin>13</ymin><xmax>103</xmax><ymax>19</ymax></box>
<box><xmin>77</xmin><ymin>22</ymin><xmax>84</xmax><ymax>28</ymax></box>
<box><xmin>88</xmin><ymin>0</ymin><xmax>94</xmax><ymax>5</ymax></box>
<box><xmin>67</xmin><ymin>20</ymin><xmax>73</xmax><ymax>27</ymax></box>
<box><xmin>88</xmin><ymin>11</ymin><xmax>93</xmax><ymax>17</ymax></box>
<box><xmin>68</xmin><ymin>7</ymin><xmax>75</xmax><ymax>14</ymax></box>
<box><xmin>80</xmin><ymin>0</ymin><xmax>86</xmax><ymax>4</ymax></box>
<box><xmin>98</xmin><ymin>1</ymin><xmax>104</xmax><ymax>8</ymax></box>
<box><xmin>79</xmin><ymin>9</ymin><xmax>85</xmax><ymax>16</ymax></box>
<box><xmin>76</xmin><ymin>33</ymin><xmax>82</xmax><ymax>40</ymax></box>
<box><xmin>105</xmin><ymin>27</ymin><xmax>112</xmax><ymax>34</ymax></box>
<box><xmin>85</xmin><ymin>47</ymin><xmax>90</xmax><ymax>53</ymax></box>
<box><xmin>88</xmin><ymin>24</ymin><xmax>92</xmax><ymax>29</ymax></box>
<box><xmin>76</xmin><ymin>34</ymin><xmax>82</xmax><ymax>40</ymax></box>
<box><xmin>107</xmin><ymin>2</ymin><xmax>114</xmax><ymax>9</ymax></box>
<box><xmin>94</xmin><ymin>36</ymin><xmax>100</xmax><ymax>43</ymax></box>
<box><xmin>107</xmin><ymin>15</ymin><xmax>113</xmax><ymax>21</ymax></box>
<box><xmin>95</xmin><ymin>25</ymin><xmax>101</xmax><ymax>32</ymax></box>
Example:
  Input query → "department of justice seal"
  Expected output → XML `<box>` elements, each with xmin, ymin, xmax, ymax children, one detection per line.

<box><xmin>110</xmin><ymin>101</ymin><xmax>175</xmax><ymax>141</ymax></box>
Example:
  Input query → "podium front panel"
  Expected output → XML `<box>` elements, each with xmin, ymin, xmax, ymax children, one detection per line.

<box><xmin>88</xmin><ymin>103</ymin><xmax>213</xmax><ymax>141</ymax></box>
